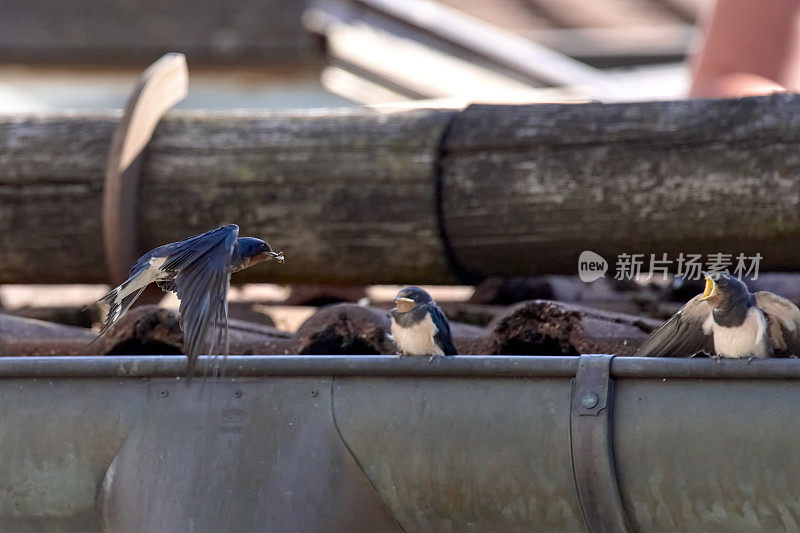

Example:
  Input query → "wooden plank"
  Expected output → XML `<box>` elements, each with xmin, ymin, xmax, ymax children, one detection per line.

<box><xmin>0</xmin><ymin>108</ymin><xmax>457</xmax><ymax>285</ymax></box>
<box><xmin>442</xmin><ymin>94</ymin><xmax>800</xmax><ymax>278</ymax></box>
<box><xmin>0</xmin><ymin>0</ymin><xmax>318</xmax><ymax>64</ymax></box>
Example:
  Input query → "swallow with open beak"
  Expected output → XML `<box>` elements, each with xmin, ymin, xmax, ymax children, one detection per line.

<box><xmin>634</xmin><ymin>272</ymin><xmax>800</xmax><ymax>359</ymax></box>
<box><xmin>93</xmin><ymin>224</ymin><xmax>284</xmax><ymax>374</ymax></box>
<box><xmin>390</xmin><ymin>287</ymin><xmax>457</xmax><ymax>359</ymax></box>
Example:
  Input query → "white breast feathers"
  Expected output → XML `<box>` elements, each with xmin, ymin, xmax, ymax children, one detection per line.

<box><xmin>390</xmin><ymin>314</ymin><xmax>444</xmax><ymax>356</ymax></box>
<box><xmin>711</xmin><ymin>307</ymin><xmax>769</xmax><ymax>359</ymax></box>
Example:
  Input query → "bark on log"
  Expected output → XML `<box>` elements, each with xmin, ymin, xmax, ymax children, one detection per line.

<box><xmin>442</xmin><ymin>93</ymin><xmax>800</xmax><ymax>278</ymax></box>
<box><xmin>4</xmin><ymin>95</ymin><xmax>800</xmax><ymax>284</ymax></box>
<box><xmin>0</xmin><ymin>115</ymin><xmax>116</xmax><ymax>283</ymax></box>
<box><xmin>0</xmin><ymin>109</ymin><xmax>456</xmax><ymax>284</ymax></box>
<box><xmin>141</xmin><ymin>109</ymin><xmax>456</xmax><ymax>284</ymax></box>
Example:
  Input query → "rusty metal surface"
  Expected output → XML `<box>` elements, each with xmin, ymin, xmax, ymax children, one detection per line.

<box><xmin>0</xmin><ymin>356</ymin><xmax>799</xmax><ymax>531</ymax></box>
<box><xmin>570</xmin><ymin>355</ymin><xmax>632</xmax><ymax>533</ymax></box>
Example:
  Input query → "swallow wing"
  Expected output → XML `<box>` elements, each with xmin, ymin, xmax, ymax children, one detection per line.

<box><xmin>93</xmin><ymin>225</ymin><xmax>239</xmax><ymax>346</ymax></box>
<box><xmin>633</xmin><ymin>294</ymin><xmax>714</xmax><ymax>357</ymax></box>
<box><xmin>429</xmin><ymin>304</ymin><xmax>458</xmax><ymax>355</ymax></box>
<box><xmin>171</xmin><ymin>225</ymin><xmax>238</xmax><ymax>375</ymax></box>
<box><xmin>118</xmin><ymin>224</ymin><xmax>239</xmax><ymax>297</ymax></box>
<box><xmin>150</xmin><ymin>224</ymin><xmax>239</xmax><ymax>274</ymax></box>
<box><xmin>755</xmin><ymin>291</ymin><xmax>800</xmax><ymax>356</ymax></box>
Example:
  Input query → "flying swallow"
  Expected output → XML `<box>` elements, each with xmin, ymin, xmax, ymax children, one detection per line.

<box><xmin>389</xmin><ymin>286</ymin><xmax>457</xmax><ymax>359</ymax></box>
<box><xmin>634</xmin><ymin>272</ymin><xmax>800</xmax><ymax>359</ymax></box>
<box><xmin>94</xmin><ymin>224</ymin><xmax>283</xmax><ymax>373</ymax></box>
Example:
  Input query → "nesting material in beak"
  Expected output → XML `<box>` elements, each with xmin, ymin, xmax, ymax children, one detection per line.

<box><xmin>699</xmin><ymin>274</ymin><xmax>718</xmax><ymax>301</ymax></box>
<box><xmin>395</xmin><ymin>297</ymin><xmax>415</xmax><ymax>313</ymax></box>
<box><xmin>269</xmin><ymin>251</ymin><xmax>285</xmax><ymax>263</ymax></box>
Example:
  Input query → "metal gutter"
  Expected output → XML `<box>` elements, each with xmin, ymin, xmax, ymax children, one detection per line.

<box><xmin>1</xmin><ymin>353</ymin><xmax>799</xmax><ymax>531</ymax></box>
<box><xmin>0</xmin><ymin>355</ymin><xmax>798</xmax><ymax>379</ymax></box>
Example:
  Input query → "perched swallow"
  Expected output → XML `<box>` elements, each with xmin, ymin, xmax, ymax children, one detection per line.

<box><xmin>634</xmin><ymin>272</ymin><xmax>800</xmax><ymax>359</ymax></box>
<box><xmin>94</xmin><ymin>224</ymin><xmax>284</xmax><ymax>373</ymax></box>
<box><xmin>390</xmin><ymin>287</ymin><xmax>457</xmax><ymax>358</ymax></box>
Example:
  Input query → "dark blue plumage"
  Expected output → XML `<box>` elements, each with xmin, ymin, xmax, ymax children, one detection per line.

<box><xmin>95</xmin><ymin>224</ymin><xmax>283</xmax><ymax>375</ymax></box>
<box><xmin>389</xmin><ymin>287</ymin><xmax>457</xmax><ymax>357</ymax></box>
<box><xmin>429</xmin><ymin>304</ymin><xmax>457</xmax><ymax>355</ymax></box>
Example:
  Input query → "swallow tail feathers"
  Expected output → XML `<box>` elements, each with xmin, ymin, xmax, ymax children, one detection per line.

<box><xmin>95</xmin><ymin>257</ymin><xmax>168</xmax><ymax>337</ymax></box>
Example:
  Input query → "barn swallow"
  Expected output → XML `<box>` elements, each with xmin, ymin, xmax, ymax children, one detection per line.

<box><xmin>94</xmin><ymin>224</ymin><xmax>283</xmax><ymax>374</ymax></box>
<box><xmin>390</xmin><ymin>287</ymin><xmax>457</xmax><ymax>359</ymax></box>
<box><xmin>634</xmin><ymin>272</ymin><xmax>800</xmax><ymax>359</ymax></box>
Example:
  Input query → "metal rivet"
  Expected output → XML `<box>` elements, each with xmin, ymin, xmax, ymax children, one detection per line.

<box><xmin>234</xmin><ymin>390</ymin><xmax>243</xmax><ymax>398</ymax></box>
<box><xmin>159</xmin><ymin>389</ymin><xmax>169</xmax><ymax>398</ymax></box>
<box><xmin>310</xmin><ymin>389</ymin><xmax>318</xmax><ymax>398</ymax></box>
<box><xmin>581</xmin><ymin>392</ymin><xmax>598</xmax><ymax>409</ymax></box>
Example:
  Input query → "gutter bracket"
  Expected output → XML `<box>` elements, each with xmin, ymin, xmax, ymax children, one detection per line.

<box><xmin>570</xmin><ymin>353</ymin><xmax>633</xmax><ymax>533</ymax></box>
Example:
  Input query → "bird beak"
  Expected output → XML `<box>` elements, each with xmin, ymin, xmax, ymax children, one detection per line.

<box><xmin>268</xmin><ymin>251</ymin><xmax>285</xmax><ymax>263</ymax></box>
<box><xmin>394</xmin><ymin>297</ymin><xmax>415</xmax><ymax>312</ymax></box>
<box><xmin>699</xmin><ymin>273</ymin><xmax>718</xmax><ymax>301</ymax></box>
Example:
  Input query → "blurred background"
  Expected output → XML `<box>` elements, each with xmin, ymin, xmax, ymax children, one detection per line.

<box><xmin>0</xmin><ymin>0</ymin><xmax>710</xmax><ymax>112</ymax></box>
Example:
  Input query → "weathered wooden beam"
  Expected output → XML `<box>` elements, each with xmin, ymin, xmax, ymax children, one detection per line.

<box><xmin>0</xmin><ymin>115</ymin><xmax>116</xmax><ymax>283</ymax></box>
<box><xmin>4</xmin><ymin>94</ymin><xmax>800</xmax><ymax>285</ymax></box>
<box><xmin>0</xmin><ymin>108</ymin><xmax>456</xmax><ymax>284</ymax></box>
<box><xmin>142</xmin><ymin>109</ymin><xmax>456</xmax><ymax>284</ymax></box>
<box><xmin>442</xmin><ymin>93</ymin><xmax>800</xmax><ymax>278</ymax></box>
